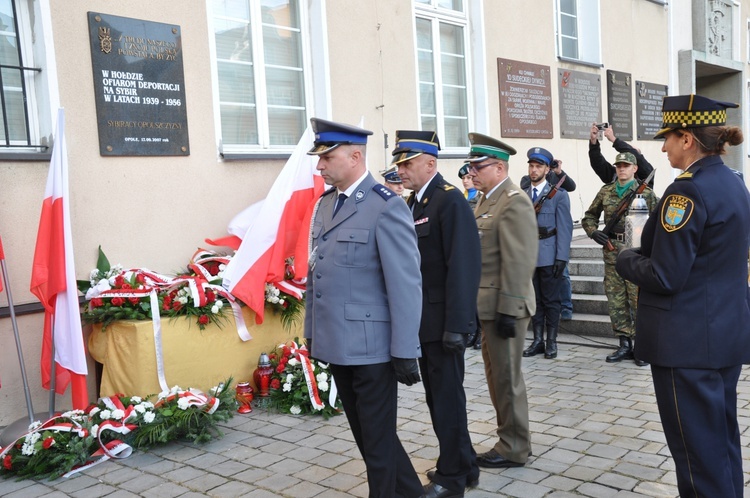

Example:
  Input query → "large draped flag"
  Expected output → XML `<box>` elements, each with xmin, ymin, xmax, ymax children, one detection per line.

<box><xmin>218</xmin><ymin>125</ymin><xmax>325</xmax><ymax>324</ymax></box>
<box><xmin>29</xmin><ymin>108</ymin><xmax>89</xmax><ymax>409</ymax></box>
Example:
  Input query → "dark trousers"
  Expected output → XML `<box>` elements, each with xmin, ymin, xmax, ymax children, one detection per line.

<box><xmin>330</xmin><ymin>362</ymin><xmax>423</xmax><ymax>498</ymax></box>
<box><xmin>419</xmin><ymin>341</ymin><xmax>478</xmax><ymax>491</ymax></box>
<box><xmin>651</xmin><ymin>364</ymin><xmax>743</xmax><ymax>498</ymax></box>
<box><xmin>531</xmin><ymin>265</ymin><xmax>563</xmax><ymax>329</ymax></box>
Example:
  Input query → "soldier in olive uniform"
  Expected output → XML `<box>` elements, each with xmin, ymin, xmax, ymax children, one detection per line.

<box><xmin>581</xmin><ymin>152</ymin><xmax>657</xmax><ymax>365</ymax></box>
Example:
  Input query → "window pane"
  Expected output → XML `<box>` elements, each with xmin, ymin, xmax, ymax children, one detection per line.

<box><xmin>443</xmin><ymin>85</ymin><xmax>467</xmax><ymax>117</ymax></box>
<box><xmin>421</xmin><ymin>116</ymin><xmax>438</xmax><ymax>134</ymax></box>
<box><xmin>438</xmin><ymin>0</ymin><xmax>463</xmax><ymax>12</ymax></box>
<box><xmin>218</xmin><ymin>61</ymin><xmax>255</xmax><ymax>104</ymax></box>
<box><xmin>420</xmin><ymin>82</ymin><xmax>436</xmax><ymax>115</ymax></box>
<box><xmin>0</xmin><ymin>0</ymin><xmax>19</xmax><ymax>67</ymax></box>
<box><xmin>214</xmin><ymin>19</ymin><xmax>252</xmax><ymax>63</ymax></box>
<box><xmin>220</xmin><ymin>103</ymin><xmax>258</xmax><ymax>145</ymax></box>
<box><xmin>560</xmin><ymin>0</ymin><xmax>576</xmax><ymax>15</ymax></box>
<box><xmin>561</xmin><ymin>37</ymin><xmax>578</xmax><ymax>59</ymax></box>
<box><xmin>441</xmin><ymin>53</ymin><xmax>465</xmax><ymax>86</ymax></box>
<box><xmin>443</xmin><ymin>117</ymin><xmax>468</xmax><ymax>148</ymax></box>
<box><xmin>560</xmin><ymin>14</ymin><xmax>577</xmax><ymax>38</ymax></box>
<box><xmin>0</xmin><ymin>83</ymin><xmax>26</xmax><ymax>142</ymax></box>
<box><xmin>418</xmin><ymin>50</ymin><xmax>435</xmax><ymax>83</ymax></box>
<box><xmin>212</xmin><ymin>0</ymin><xmax>250</xmax><ymax>20</ymax></box>
<box><xmin>268</xmin><ymin>107</ymin><xmax>305</xmax><ymax>145</ymax></box>
<box><xmin>439</xmin><ymin>22</ymin><xmax>464</xmax><ymax>55</ymax></box>
<box><xmin>263</xmin><ymin>26</ymin><xmax>302</xmax><ymax>67</ymax></box>
<box><xmin>262</xmin><ymin>0</ymin><xmax>299</xmax><ymax>28</ymax></box>
<box><xmin>265</xmin><ymin>67</ymin><xmax>304</xmax><ymax>106</ymax></box>
<box><xmin>416</xmin><ymin>18</ymin><xmax>432</xmax><ymax>50</ymax></box>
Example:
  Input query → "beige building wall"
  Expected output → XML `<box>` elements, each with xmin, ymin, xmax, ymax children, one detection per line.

<box><xmin>1</xmin><ymin>0</ymin><xmax>747</xmax><ymax>426</ymax></box>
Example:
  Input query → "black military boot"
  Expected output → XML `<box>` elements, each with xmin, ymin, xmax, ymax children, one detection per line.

<box><xmin>544</xmin><ymin>325</ymin><xmax>558</xmax><ymax>359</ymax></box>
<box><xmin>606</xmin><ymin>336</ymin><xmax>634</xmax><ymax>363</ymax></box>
<box><xmin>631</xmin><ymin>339</ymin><xmax>649</xmax><ymax>366</ymax></box>
<box><xmin>523</xmin><ymin>323</ymin><xmax>545</xmax><ymax>357</ymax></box>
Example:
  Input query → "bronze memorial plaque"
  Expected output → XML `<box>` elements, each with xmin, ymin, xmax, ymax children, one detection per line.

<box><xmin>497</xmin><ymin>58</ymin><xmax>553</xmax><ymax>139</ymax></box>
<box><xmin>635</xmin><ymin>81</ymin><xmax>668</xmax><ymax>140</ymax></box>
<box><xmin>558</xmin><ymin>69</ymin><xmax>601</xmax><ymax>140</ymax></box>
<box><xmin>88</xmin><ymin>12</ymin><xmax>189</xmax><ymax>156</ymax></box>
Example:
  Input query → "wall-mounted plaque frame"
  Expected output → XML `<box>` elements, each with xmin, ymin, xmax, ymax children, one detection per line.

<box><xmin>606</xmin><ymin>70</ymin><xmax>633</xmax><ymax>141</ymax></box>
<box><xmin>497</xmin><ymin>58</ymin><xmax>553</xmax><ymax>139</ymax></box>
<box><xmin>88</xmin><ymin>12</ymin><xmax>189</xmax><ymax>156</ymax></box>
<box><xmin>558</xmin><ymin>70</ymin><xmax>601</xmax><ymax>140</ymax></box>
<box><xmin>635</xmin><ymin>81</ymin><xmax>668</xmax><ymax>140</ymax></box>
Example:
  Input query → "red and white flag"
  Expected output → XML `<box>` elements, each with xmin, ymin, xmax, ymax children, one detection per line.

<box><xmin>29</xmin><ymin>108</ymin><xmax>89</xmax><ymax>409</ymax></box>
<box><xmin>220</xmin><ymin>125</ymin><xmax>325</xmax><ymax>324</ymax></box>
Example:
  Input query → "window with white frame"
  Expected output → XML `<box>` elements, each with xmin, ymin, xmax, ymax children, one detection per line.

<box><xmin>555</xmin><ymin>0</ymin><xmax>601</xmax><ymax>66</ymax></box>
<box><xmin>414</xmin><ymin>0</ymin><xmax>470</xmax><ymax>149</ymax></box>
<box><xmin>0</xmin><ymin>0</ymin><xmax>50</xmax><ymax>154</ymax></box>
<box><xmin>211</xmin><ymin>0</ymin><xmax>309</xmax><ymax>151</ymax></box>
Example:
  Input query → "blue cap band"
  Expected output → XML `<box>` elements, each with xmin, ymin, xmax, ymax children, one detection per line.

<box><xmin>395</xmin><ymin>139</ymin><xmax>439</xmax><ymax>157</ymax></box>
<box><xmin>316</xmin><ymin>130</ymin><xmax>369</xmax><ymax>144</ymax></box>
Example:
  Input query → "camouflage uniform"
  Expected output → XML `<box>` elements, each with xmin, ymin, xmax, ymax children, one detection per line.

<box><xmin>582</xmin><ymin>182</ymin><xmax>658</xmax><ymax>338</ymax></box>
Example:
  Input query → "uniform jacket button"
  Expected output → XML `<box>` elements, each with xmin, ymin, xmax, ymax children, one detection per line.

<box><xmin>316</xmin><ymin>292</ymin><xmax>321</xmax><ymax>298</ymax></box>
<box><xmin>316</xmin><ymin>273</ymin><xmax>322</xmax><ymax>279</ymax></box>
<box><xmin>366</xmin><ymin>312</ymin><xmax>371</xmax><ymax>317</ymax></box>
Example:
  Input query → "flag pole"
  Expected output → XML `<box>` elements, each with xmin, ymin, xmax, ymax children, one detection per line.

<box><xmin>0</xmin><ymin>255</ymin><xmax>35</xmax><ymax>422</ymax></box>
<box><xmin>48</xmin><ymin>312</ymin><xmax>56</xmax><ymax>417</ymax></box>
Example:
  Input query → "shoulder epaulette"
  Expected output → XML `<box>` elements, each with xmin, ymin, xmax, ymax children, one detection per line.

<box><xmin>676</xmin><ymin>171</ymin><xmax>693</xmax><ymax>180</ymax></box>
<box><xmin>440</xmin><ymin>184</ymin><xmax>456</xmax><ymax>192</ymax></box>
<box><xmin>507</xmin><ymin>189</ymin><xmax>520</xmax><ymax>197</ymax></box>
<box><xmin>373</xmin><ymin>183</ymin><xmax>397</xmax><ymax>200</ymax></box>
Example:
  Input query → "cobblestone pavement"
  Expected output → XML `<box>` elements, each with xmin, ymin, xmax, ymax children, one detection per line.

<box><xmin>2</xmin><ymin>333</ymin><xmax>749</xmax><ymax>497</ymax></box>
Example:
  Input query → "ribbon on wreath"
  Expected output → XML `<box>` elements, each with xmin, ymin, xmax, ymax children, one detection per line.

<box><xmin>154</xmin><ymin>388</ymin><xmax>220</xmax><ymax>415</ymax></box>
<box><xmin>285</xmin><ymin>341</ymin><xmax>338</xmax><ymax>411</ymax></box>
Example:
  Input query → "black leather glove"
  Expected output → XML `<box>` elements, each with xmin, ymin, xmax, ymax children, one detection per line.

<box><xmin>442</xmin><ymin>331</ymin><xmax>467</xmax><ymax>354</ymax></box>
<box><xmin>392</xmin><ymin>358</ymin><xmax>421</xmax><ymax>386</ymax></box>
<box><xmin>552</xmin><ymin>259</ymin><xmax>566</xmax><ymax>279</ymax></box>
<box><xmin>494</xmin><ymin>312</ymin><xmax>516</xmax><ymax>338</ymax></box>
<box><xmin>591</xmin><ymin>230</ymin><xmax>609</xmax><ymax>246</ymax></box>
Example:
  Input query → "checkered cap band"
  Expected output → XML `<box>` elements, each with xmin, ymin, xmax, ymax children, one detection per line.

<box><xmin>662</xmin><ymin>109</ymin><xmax>727</xmax><ymax>128</ymax></box>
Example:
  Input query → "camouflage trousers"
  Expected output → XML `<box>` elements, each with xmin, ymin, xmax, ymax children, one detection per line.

<box><xmin>603</xmin><ymin>262</ymin><xmax>638</xmax><ymax>338</ymax></box>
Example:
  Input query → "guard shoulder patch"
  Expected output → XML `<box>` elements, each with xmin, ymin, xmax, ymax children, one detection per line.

<box><xmin>661</xmin><ymin>194</ymin><xmax>695</xmax><ymax>232</ymax></box>
<box><xmin>676</xmin><ymin>171</ymin><xmax>693</xmax><ymax>180</ymax></box>
<box><xmin>373</xmin><ymin>183</ymin><xmax>397</xmax><ymax>200</ymax></box>
<box><xmin>441</xmin><ymin>184</ymin><xmax>456</xmax><ymax>191</ymax></box>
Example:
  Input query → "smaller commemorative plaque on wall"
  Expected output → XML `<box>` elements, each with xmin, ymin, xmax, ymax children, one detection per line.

<box><xmin>88</xmin><ymin>12</ymin><xmax>189</xmax><ymax>156</ymax></box>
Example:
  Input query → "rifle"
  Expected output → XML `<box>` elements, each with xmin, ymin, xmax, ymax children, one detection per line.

<box><xmin>602</xmin><ymin>168</ymin><xmax>656</xmax><ymax>251</ymax></box>
<box><xmin>534</xmin><ymin>174</ymin><xmax>567</xmax><ymax>215</ymax></box>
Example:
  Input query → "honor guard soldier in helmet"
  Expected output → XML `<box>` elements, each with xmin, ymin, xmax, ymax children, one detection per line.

<box><xmin>522</xmin><ymin>147</ymin><xmax>573</xmax><ymax>360</ymax></box>
<box><xmin>466</xmin><ymin>132</ymin><xmax>538</xmax><ymax>469</ymax></box>
<box><xmin>617</xmin><ymin>94</ymin><xmax>750</xmax><ymax>498</ymax></box>
<box><xmin>303</xmin><ymin>118</ymin><xmax>425</xmax><ymax>498</ymax></box>
<box><xmin>393</xmin><ymin>130</ymin><xmax>481</xmax><ymax>497</ymax></box>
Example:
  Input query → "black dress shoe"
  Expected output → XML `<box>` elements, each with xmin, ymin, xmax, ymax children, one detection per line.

<box><xmin>426</xmin><ymin>470</ymin><xmax>479</xmax><ymax>489</ymax></box>
<box><xmin>476</xmin><ymin>449</ymin><xmax>524</xmax><ymax>468</ymax></box>
<box><xmin>422</xmin><ymin>482</ymin><xmax>464</xmax><ymax>498</ymax></box>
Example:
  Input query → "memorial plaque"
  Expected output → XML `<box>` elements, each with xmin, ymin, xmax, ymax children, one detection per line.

<box><xmin>558</xmin><ymin>70</ymin><xmax>601</xmax><ymax>140</ymax></box>
<box><xmin>606</xmin><ymin>70</ymin><xmax>633</xmax><ymax>141</ymax></box>
<box><xmin>635</xmin><ymin>81</ymin><xmax>668</xmax><ymax>140</ymax></box>
<box><xmin>88</xmin><ymin>12</ymin><xmax>189</xmax><ymax>156</ymax></box>
<box><xmin>497</xmin><ymin>58</ymin><xmax>553</xmax><ymax>138</ymax></box>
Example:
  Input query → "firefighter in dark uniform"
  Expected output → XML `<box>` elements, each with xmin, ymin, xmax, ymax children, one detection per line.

<box><xmin>616</xmin><ymin>94</ymin><xmax>750</xmax><ymax>498</ymax></box>
<box><xmin>394</xmin><ymin>130</ymin><xmax>481</xmax><ymax>498</ymax></box>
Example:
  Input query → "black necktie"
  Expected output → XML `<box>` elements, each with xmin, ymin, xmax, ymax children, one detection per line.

<box><xmin>333</xmin><ymin>193</ymin><xmax>347</xmax><ymax>217</ymax></box>
<box><xmin>532</xmin><ymin>187</ymin><xmax>538</xmax><ymax>203</ymax></box>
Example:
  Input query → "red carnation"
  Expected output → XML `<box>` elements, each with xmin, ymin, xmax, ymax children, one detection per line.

<box><xmin>90</xmin><ymin>298</ymin><xmax>104</xmax><ymax>308</ymax></box>
<box><xmin>114</xmin><ymin>275</ymin><xmax>125</xmax><ymax>287</ymax></box>
<box><xmin>43</xmin><ymin>437</ymin><xmax>55</xmax><ymax>449</ymax></box>
<box><xmin>282</xmin><ymin>346</ymin><xmax>292</xmax><ymax>357</ymax></box>
<box><xmin>129</xmin><ymin>297</ymin><xmax>140</xmax><ymax>305</ymax></box>
<box><xmin>206</xmin><ymin>289</ymin><xmax>216</xmax><ymax>303</ymax></box>
<box><xmin>199</xmin><ymin>315</ymin><xmax>209</xmax><ymax>325</ymax></box>
<box><xmin>3</xmin><ymin>454</ymin><xmax>11</xmax><ymax>470</ymax></box>
<box><xmin>136</xmin><ymin>274</ymin><xmax>146</xmax><ymax>284</ymax></box>
<box><xmin>206</xmin><ymin>262</ymin><xmax>220</xmax><ymax>276</ymax></box>
<box><xmin>172</xmin><ymin>301</ymin><xmax>182</xmax><ymax>311</ymax></box>
<box><xmin>270</xmin><ymin>379</ymin><xmax>281</xmax><ymax>389</ymax></box>
<box><xmin>276</xmin><ymin>364</ymin><xmax>285</xmax><ymax>373</ymax></box>
<box><xmin>111</xmin><ymin>297</ymin><xmax>124</xmax><ymax>307</ymax></box>
<box><xmin>121</xmin><ymin>283</ymin><xmax>132</xmax><ymax>290</ymax></box>
<box><xmin>280</xmin><ymin>357</ymin><xmax>289</xmax><ymax>366</ymax></box>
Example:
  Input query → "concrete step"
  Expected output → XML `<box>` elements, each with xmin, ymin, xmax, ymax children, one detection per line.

<box><xmin>558</xmin><ymin>312</ymin><xmax>612</xmax><ymax>338</ymax></box>
<box><xmin>571</xmin><ymin>293</ymin><xmax>609</xmax><ymax>315</ymax></box>
<box><xmin>570</xmin><ymin>275</ymin><xmax>604</xmax><ymax>295</ymax></box>
<box><xmin>568</xmin><ymin>258</ymin><xmax>605</xmax><ymax>277</ymax></box>
<box><xmin>569</xmin><ymin>244</ymin><xmax>602</xmax><ymax>259</ymax></box>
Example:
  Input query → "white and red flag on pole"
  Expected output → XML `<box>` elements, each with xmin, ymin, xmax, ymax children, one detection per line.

<box><xmin>29</xmin><ymin>108</ymin><xmax>89</xmax><ymax>409</ymax></box>
<box><xmin>218</xmin><ymin>125</ymin><xmax>324</xmax><ymax>324</ymax></box>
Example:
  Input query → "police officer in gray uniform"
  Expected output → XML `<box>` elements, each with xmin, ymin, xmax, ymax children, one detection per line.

<box><xmin>304</xmin><ymin>118</ymin><xmax>424</xmax><ymax>498</ymax></box>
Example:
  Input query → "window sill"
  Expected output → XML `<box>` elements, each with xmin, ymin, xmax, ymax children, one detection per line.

<box><xmin>644</xmin><ymin>0</ymin><xmax>666</xmax><ymax>5</ymax></box>
<box><xmin>220</xmin><ymin>152</ymin><xmax>292</xmax><ymax>161</ymax></box>
<box><xmin>557</xmin><ymin>56</ymin><xmax>603</xmax><ymax>69</ymax></box>
<box><xmin>0</xmin><ymin>150</ymin><xmax>52</xmax><ymax>162</ymax></box>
